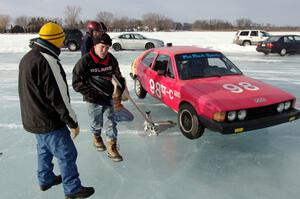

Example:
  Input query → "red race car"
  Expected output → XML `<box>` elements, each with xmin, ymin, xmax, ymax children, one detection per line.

<box><xmin>130</xmin><ymin>46</ymin><xmax>300</xmax><ymax>139</ymax></box>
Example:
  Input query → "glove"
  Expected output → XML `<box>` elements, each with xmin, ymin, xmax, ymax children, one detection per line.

<box><xmin>70</xmin><ymin>126</ymin><xmax>80</xmax><ymax>139</ymax></box>
<box><xmin>121</xmin><ymin>87</ymin><xmax>130</xmax><ymax>101</ymax></box>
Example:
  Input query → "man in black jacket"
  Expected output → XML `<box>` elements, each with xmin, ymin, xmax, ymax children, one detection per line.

<box><xmin>73</xmin><ymin>33</ymin><xmax>125</xmax><ymax>162</ymax></box>
<box><xmin>18</xmin><ymin>22</ymin><xmax>94</xmax><ymax>199</ymax></box>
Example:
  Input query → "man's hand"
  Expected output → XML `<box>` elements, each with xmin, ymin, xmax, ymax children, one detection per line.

<box><xmin>70</xmin><ymin>126</ymin><xmax>80</xmax><ymax>139</ymax></box>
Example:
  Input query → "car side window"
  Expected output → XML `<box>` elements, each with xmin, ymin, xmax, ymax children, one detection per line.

<box><xmin>120</xmin><ymin>34</ymin><xmax>130</xmax><ymax>39</ymax></box>
<box><xmin>240</xmin><ymin>31</ymin><xmax>249</xmax><ymax>36</ymax></box>
<box><xmin>153</xmin><ymin>55</ymin><xmax>168</xmax><ymax>71</ymax></box>
<box><xmin>294</xmin><ymin>36</ymin><xmax>300</xmax><ymax>42</ymax></box>
<box><xmin>142</xmin><ymin>52</ymin><xmax>156</xmax><ymax>68</ymax></box>
<box><xmin>250</xmin><ymin>31</ymin><xmax>258</xmax><ymax>36</ymax></box>
<box><xmin>284</xmin><ymin>37</ymin><xmax>292</xmax><ymax>43</ymax></box>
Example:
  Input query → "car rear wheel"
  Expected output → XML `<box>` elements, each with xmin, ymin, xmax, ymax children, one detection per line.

<box><xmin>263</xmin><ymin>52</ymin><xmax>269</xmax><ymax>55</ymax></box>
<box><xmin>67</xmin><ymin>41</ymin><xmax>78</xmax><ymax>51</ymax></box>
<box><xmin>279</xmin><ymin>48</ymin><xmax>287</xmax><ymax>56</ymax></box>
<box><xmin>113</xmin><ymin>43</ymin><xmax>122</xmax><ymax>51</ymax></box>
<box><xmin>145</xmin><ymin>42</ymin><xmax>154</xmax><ymax>49</ymax></box>
<box><xmin>178</xmin><ymin>103</ymin><xmax>204</xmax><ymax>139</ymax></box>
<box><xmin>134</xmin><ymin>78</ymin><xmax>147</xmax><ymax>99</ymax></box>
<box><xmin>242</xmin><ymin>41</ymin><xmax>251</xmax><ymax>46</ymax></box>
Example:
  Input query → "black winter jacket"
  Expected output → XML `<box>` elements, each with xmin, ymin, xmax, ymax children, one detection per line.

<box><xmin>18</xmin><ymin>39</ymin><xmax>78</xmax><ymax>134</ymax></box>
<box><xmin>72</xmin><ymin>48</ymin><xmax>125</xmax><ymax>106</ymax></box>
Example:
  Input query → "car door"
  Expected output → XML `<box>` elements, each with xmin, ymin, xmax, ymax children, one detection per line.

<box><xmin>294</xmin><ymin>36</ymin><xmax>300</xmax><ymax>52</ymax></box>
<box><xmin>147</xmin><ymin>54</ymin><xmax>179</xmax><ymax>109</ymax></box>
<box><xmin>250</xmin><ymin>31</ymin><xmax>260</xmax><ymax>45</ymax></box>
<box><xmin>283</xmin><ymin>36</ymin><xmax>297</xmax><ymax>52</ymax></box>
<box><xmin>119</xmin><ymin>34</ymin><xmax>135</xmax><ymax>49</ymax></box>
<box><xmin>139</xmin><ymin>51</ymin><xmax>158</xmax><ymax>92</ymax></box>
<box><xmin>133</xmin><ymin>34</ymin><xmax>146</xmax><ymax>49</ymax></box>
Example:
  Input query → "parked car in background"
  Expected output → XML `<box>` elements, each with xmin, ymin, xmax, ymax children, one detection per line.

<box><xmin>130</xmin><ymin>45</ymin><xmax>300</xmax><ymax>139</ymax></box>
<box><xmin>29</xmin><ymin>28</ymin><xmax>83</xmax><ymax>51</ymax></box>
<box><xmin>233</xmin><ymin>30</ymin><xmax>271</xmax><ymax>46</ymax></box>
<box><xmin>256</xmin><ymin>35</ymin><xmax>300</xmax><ymax>56</ymax></box>
<box><xmin>112</xmin><ymin>33</ymin><xmax>164</xmax><ymax>51</ymax></box>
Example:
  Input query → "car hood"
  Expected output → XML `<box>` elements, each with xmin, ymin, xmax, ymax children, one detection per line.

<box><xmin>181</xmin><ymin>75</ymin><xmax>294</xmax><ymax>111</ymax></box>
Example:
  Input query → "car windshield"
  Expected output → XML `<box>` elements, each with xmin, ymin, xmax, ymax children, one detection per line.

<box><xmin>175</xmin><ymin>52</ymin><xmax>242</xmax><ymax>80</ymax></box>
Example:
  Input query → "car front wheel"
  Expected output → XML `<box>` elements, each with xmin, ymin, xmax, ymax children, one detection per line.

<box><xmin>134</xmin><ymin>78</ymin><xmax>147</xmax><ymax>99</ymax></box>
<box><xmin>113</xmin><ymin>43</ymin><xmax>122</xmax><ymax>51</ymax></box>
<box><xmin>67</xmin><ymin>42</ymin><xmax>78</xmax><ymax>51</ymax></box>
<box><xmin>178</xmin><ymin>103</ymin><xmax>204</xmax><ymax>139</ymax></box>
<box><xmin>279</xmin><ymin>48</ymin><xmax>287</xmax><ymax>56</ymax></box>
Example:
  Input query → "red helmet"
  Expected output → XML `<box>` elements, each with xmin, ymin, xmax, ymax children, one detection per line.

<box><xmin>86</xmin><ymin>21</ymin><xmax>107</xmax><ymax>33</ymax></box>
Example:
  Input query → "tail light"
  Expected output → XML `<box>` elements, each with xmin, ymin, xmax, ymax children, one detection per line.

<box><xmin>266</xmin><ymin>43</ymin><xmax>273</xmax><ymax>49</ymax></box>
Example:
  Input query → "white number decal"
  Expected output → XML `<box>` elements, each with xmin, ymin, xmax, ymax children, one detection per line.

<box><xmin>223</xmin><ymin>82</ymin><xmax>259</xmax><ymax>93</ymax></box>
<box><xmin>149</xmin><ymin>78</ymin><xmax>174</xmax><ymax>99</ymax></box>
<box><xmin>238</xmin><ymin>82</ymin><xmax>259</xmax><ymax>91</ymax></box>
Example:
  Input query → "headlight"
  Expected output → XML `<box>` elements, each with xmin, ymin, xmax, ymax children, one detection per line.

<box><xmin>227</xmin><ymin>111</ymin><xmax>236</xmax><ymax>121</ymax></box>
<box><xmin>284</xmin><ymin>101</ymin><xmax>291</xmax><ymax>110</ymax></box>
<box><xmin>277</xmin><ymin>103</ymin><xmax>284</xmax><ymax>112</ymax></box>
<box><xmin>237</xmin><ymin>110</ymin><xmax>247</xmax><ymax>120</ymax></box>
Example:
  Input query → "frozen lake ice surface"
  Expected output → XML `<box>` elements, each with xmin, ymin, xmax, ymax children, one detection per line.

<box><xmin>0</xmin><ymin>31</ymin><xmax>300</xmax><ymax>199</ymax></box>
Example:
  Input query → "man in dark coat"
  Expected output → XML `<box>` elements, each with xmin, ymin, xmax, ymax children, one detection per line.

<box><xmin>18</xmin><ymin>22</ymin><xmax>94</xmax><ymax>199</ymax></box>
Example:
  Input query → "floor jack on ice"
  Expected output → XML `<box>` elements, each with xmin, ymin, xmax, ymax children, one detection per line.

<box><xmin>113</xmin><ymin>76</ymin><xmax>176</xmax><ymax>135</ymax></box>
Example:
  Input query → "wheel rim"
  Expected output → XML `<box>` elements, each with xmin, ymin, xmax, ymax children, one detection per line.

<box><xmin>180</xmin><ymin>109</ymin><xmax>193</xmax><ymax>133</ymax></box>
<box><xmin>135</xmin><ymin>79</ymin><xmax>141</xmax><ymax>94</ymax></box>
<box><xmin>146</xmin><ymin>43</ymin><xmax>154</xmax><ymax>49</ymax></box>
<box><xmin>114</xmin><ymin>44</ymin><xmax>121</xmax><ymax>51</ymax></box>
<box><xmin>68</xmin><ymin>43</ymin><xmax>77</xmax><ymax>51</ymax></box>
<box><xmin>281</xmin><ymin>49</ymin><xmax>286</xmax><ymax>55</ymax></box>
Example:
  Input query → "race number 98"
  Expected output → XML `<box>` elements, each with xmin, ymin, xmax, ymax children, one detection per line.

<box><xmin>149</xmin><ymin>79</ymin><xmax>162</xmax><ymax>98</ymax></box>
<box><xmin>223</xmin><ymin>82</ymin><xmax>259</xmax><ymax>93</ymax></box>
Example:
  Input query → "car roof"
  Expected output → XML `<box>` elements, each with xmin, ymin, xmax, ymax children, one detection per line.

<box><xmin>151</xmin><ymin>46</ymin><xmax>220</xmax><ymax>56</ymax></box>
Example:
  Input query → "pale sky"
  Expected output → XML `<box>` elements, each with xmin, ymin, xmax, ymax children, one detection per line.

<box><xmin>1</xmin><ymin>0</ymin><xmax>300</xmax><ymax>26</ymax></box>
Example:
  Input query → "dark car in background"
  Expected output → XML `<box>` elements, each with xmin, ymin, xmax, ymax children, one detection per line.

<box><xmin>256</xmin><ymin>35</ymin><xmax>300</xmax><ymax>56</ymax></box>
<box><xmin>29</xmin><ymin>28</ymin><xmax>83</xmax><ymax>51</ymax></box>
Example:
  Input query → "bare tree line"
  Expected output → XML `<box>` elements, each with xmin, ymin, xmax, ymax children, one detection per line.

<box><xmin>1</xmin><ymin>5</ymin><xmax>300</xmax><ymax>33</ymax></box>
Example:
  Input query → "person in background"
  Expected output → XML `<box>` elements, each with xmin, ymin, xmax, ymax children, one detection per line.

<box><xmin>73</xmin><ymin>33</ymin><xmax>126</xmax><ymax>162</ymax></box>
<box><xmin>81</xmin><ymin>20</ymin><xmax>107</xmax><ymax>56</ymax></box>
<box><xmin>18</xmin><ymin>22</ymin><xmax>94</xmax><ymax>199</ymax></box>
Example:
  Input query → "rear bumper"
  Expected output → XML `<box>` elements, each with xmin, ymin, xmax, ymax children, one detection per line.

<box><xmin>198</xmin><ymin>109</ymin><xmax>300</xmax><ymax>134</ymax></box>
<box><xmin>256</xmin><ymin>47</ymin><xmax>271</xmax><ymax>54</ymax></box>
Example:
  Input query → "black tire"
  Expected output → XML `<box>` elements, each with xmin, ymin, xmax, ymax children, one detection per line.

<box><xmin>145</xmin><ymin>42</ymin><xmax>154</xmax><ymax>49</ymax></box>
<box><xmin>178</xmin><ymin>103</ymin><xmax>205</xmax><ymax>139</ymax></box>
<box><xmin>134</xmin><ymin>78</ymin><xmax>147</xmax><ymax>99</ymax></box>
<box><xmin>67</xmin><ymin>41</ymin><xmax>78</xmax><ymax>51</ymax></box>
<box><xmin>279</xmin><ymin>48</ymin><xmax>287</xmax><ymax>56</ymax></box>
<box><xmin>242</xmin><ymin>41</ymin><xmax>251</xmax><ymax>46</ymax></box>
<box><xmin>113</xmin><ymin>43</ymin><xmax>122</xmax><ymax>51</ymax></box>
<box><xmin>263</xmin><ymin>52</ymin><xmax>269</xmax><ymax>55</ymax></box>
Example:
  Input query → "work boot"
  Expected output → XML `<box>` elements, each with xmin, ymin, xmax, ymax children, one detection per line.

<box><xmin>93</xmin><ymin>135</ymin><xmax>106</xmax><ymax>151</ymax></box>
<box><xmin>40</xmin><ymin>175</ymin><xmax>62</xmax><ymax>191</ymax></box>
<box><xmin>65</xmin><ymin>186</ymin><xmax>95</xmax><ymax>199</ymax></box>
<box><xmin>107</xmin><ymin>139</ymin><xmax>123</xmax><ymax>162</ymax></box>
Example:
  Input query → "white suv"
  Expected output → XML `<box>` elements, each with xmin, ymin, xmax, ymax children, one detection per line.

<box><xmin>233</xmin><ymin>30</ymin><xmax>271</xmax><ymax>46</ymax></box>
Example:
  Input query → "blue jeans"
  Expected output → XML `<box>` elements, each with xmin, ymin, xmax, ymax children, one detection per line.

<box><xmin>35</xmin><ymin>127</ymin><xmax>81</xmax><ymax>195</ymax></box>
<box><xmin>87</xmin><ymin>102</ymin><xmax>118</xmax><ymax>139</ymax></box>
<box><xmin>114</xmin><ymin>107</ymin><xmax>134</xmax><ymax>122</ymax></box>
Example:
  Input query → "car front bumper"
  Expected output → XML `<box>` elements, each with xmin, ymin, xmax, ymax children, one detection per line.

<box><xmin>198</xmin><ymin>108</ymin><xmax>300</xmax><ymax>134</ymax></box>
